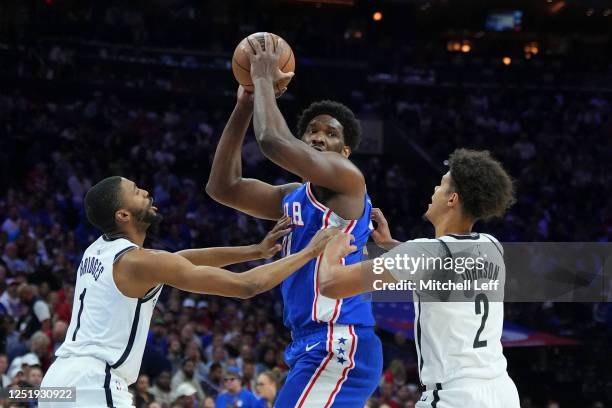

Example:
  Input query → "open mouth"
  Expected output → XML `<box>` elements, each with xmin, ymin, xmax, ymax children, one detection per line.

<box><xmin>311</xmin><ymin>145</ymin><xmax>325</xmax><ymax>152</ymax></box>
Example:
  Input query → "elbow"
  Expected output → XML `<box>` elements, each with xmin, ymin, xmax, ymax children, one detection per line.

<box><xmin>205</xmin><ymin>179</ymin><xmax>221</xmax><ymax>199</ymax></box>
<box><xmin>319</xmin><ymin>279</ymin><xmax>342</xmax><ymax>299</ymax></box>
<box><xmin>239</xmin><ymin>284</ymin><xmax>258</xmax><ymax>300</ymax></box>
<box><xmin>205</xmin><ymin>180</ymin><xmax>231</xmax><ymax>204</ymax></box>
<box><xmin>257</xmin><ymin>132</ymin><xmax>284</xmax><ymax>159</ymax></box>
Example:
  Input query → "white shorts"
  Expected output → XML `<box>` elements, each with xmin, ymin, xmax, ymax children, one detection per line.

<box><xmin>39</xmin><ymin>355</ymin><xmax>134</xmax><ymax>408</ymax></box>
<box><xmin>416</xmin><ymin>374</ymin><xmax>520</xmax><ymax>408</ymax></box>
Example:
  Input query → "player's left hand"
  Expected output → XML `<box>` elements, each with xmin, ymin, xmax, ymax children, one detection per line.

<box><xmin>256</xmin><ymin>216</ymin><xmax>292</xmax><ymax>259</ymax></box>
<box><xmin>248</xmin><ymin>33</ymin><xmax>294</xmax><ymax>85</ymax></box>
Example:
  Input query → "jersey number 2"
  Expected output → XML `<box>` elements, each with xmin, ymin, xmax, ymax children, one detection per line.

<box><xmin>473</xmin><ymin>293</ymin><xmax>489</xmax><ymax>349</ymax></box>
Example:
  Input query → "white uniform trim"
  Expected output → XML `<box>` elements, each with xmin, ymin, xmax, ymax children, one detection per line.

<box><xmin>295</xmin><ymin>324</ymin><xmax>358</xmax><ymax>408</ymax></box>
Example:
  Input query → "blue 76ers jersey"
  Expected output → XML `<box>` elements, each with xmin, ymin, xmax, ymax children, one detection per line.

<box><xmin>281</xmin><ymin>182</ymin><xmax>376</xmax><ymax>333</ymax></box>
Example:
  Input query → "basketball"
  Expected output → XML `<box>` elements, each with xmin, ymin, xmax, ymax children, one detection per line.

<box><xmin>232</xmin><ymin>32</ymin><xmax>295</xmax><ymax>93</ymax></box>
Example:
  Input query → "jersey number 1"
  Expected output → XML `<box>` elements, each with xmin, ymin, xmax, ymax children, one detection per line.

<box><xmin>473</xmin><ymin>293</ymin><xmax>489</xmax><ymax>349</ymax></box>
<box><xmin>72</xmin><ymin>288</ymin><xmax>87</xmax><ymax>341</ymax></box>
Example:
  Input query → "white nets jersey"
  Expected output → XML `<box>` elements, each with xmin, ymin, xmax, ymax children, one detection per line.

<box><xmin>382</xmin><ymin>232</ymin><xmax>508</xmax><ymax>388</ymax></box>
<box><xmin>56</xmin><ymin>235</ymin><xmax>163</xmax><ymax>385</ymax></box>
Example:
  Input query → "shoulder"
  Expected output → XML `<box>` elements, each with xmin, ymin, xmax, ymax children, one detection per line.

<box><xmin>278</xmin><ymin>182</ymin><xmax>302</xmax><ymax>197</ymax></box>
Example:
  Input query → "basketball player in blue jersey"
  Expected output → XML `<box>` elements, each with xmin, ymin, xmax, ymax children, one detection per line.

<box><xmin>207</xmin><ymin>33</ymin><xmax>382</xmax><ymax>407</ymax></box>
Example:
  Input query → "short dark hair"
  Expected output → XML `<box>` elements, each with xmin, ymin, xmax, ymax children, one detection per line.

<box><xmin>296</xmin><ymin>100</ymin><xmax>362</xmax><ymax>151</ymax></box>
<box><xmin>447</xmin><ymin>149</ymin><xmax>515</xmax><ymax>221</ymax></box>
<box><xmin>84</xmin><ymin>176</ymin><xmax>124</xmax><ymax>233</ymax></box>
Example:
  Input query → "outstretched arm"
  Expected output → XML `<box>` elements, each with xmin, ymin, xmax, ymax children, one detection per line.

<box><xmin>318</xmin><ymin>233</ymin><xmax>396</xmax><ymax>299</ymax></box>
<box><xmin>177</xmin><ymin>217</ymin><xmax>291</xmax><ymax>267</ymax></box>
<box><xmin>206</xmin><ymin>86</ymin><xmax>300</xmax><ymax>220</ymax></box>
<box><xmin>116</xmin><ymin>228</ymin><xmax>340</xmax><ymax>299</ymax></box>
<box><xmin>248</xmin><ymin>34</ymin><xmax>365</xmax><ymax>196</ymax></box>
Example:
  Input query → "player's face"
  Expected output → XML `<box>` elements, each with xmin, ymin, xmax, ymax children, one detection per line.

<box><xmin>301</xmin><ymin>115</ymin><xmax>350</xmax><ymax>157</ymax></box>
<box><xmin>119</xmin><ymin>178</ymin><xmax>163</xmax><ymax>227</ymax></box>
<box><xmin>424</xmin><ymin>172</ymin><xmax>453</xmax><ymax>222</ymax></box>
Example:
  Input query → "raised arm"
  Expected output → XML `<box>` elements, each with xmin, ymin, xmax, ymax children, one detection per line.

<box><xmin>115</xmin><ymin>228</ymin><xmax>340</xmax><ymax>300</ymax></box>
<box><xmin>205</xmin><ymin>86</ymin><xmax>300</xmax><ymax>220</ymax></box>
<box><xmin>176</xmin><ymin>217</ymin><xmax>291</xmax><ymax>267</ymax></box>
<box><xmin>248</xmin><ymin>34</ymin><xmax>365</xmax><ymax>196</ymax></box>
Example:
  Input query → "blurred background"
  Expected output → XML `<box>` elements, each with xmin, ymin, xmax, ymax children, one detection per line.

<box><xmin>0</xmin><ymin>0</ymin><xmax>611</xmax><ymax>407</ymax></box>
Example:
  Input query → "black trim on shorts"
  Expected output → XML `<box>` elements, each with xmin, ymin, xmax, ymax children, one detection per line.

<box><xmin>104</xmin><ymin>363</ymin><xmax>114</xmax><ymax>407</ymax></box>
<box><xmin>431</xmin><ymin>383</ymin><xmax>442</xmax><ymax>407</ymax></box>
<box><xmin>111</xmin><ymin>299</ymin><xmax>142</xmax><ymax>369</ymax></box>
<box><xmin>416</xmin><ymin>292</ymin><xmax>424</xmax><ymax>378</ymax></box>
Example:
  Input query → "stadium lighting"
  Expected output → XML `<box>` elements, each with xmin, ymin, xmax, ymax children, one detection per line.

<box><xmin>373</xmin><ymin>11</ymin><xmax>383</xmax><ymax>21</ymax></box>
<box><xmin>502</xmin><ymin>57</ymin><xmax>512</xmax><ymax>66</ymax></box>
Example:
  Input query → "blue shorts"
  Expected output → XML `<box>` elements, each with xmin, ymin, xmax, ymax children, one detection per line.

<box><xmin>275</xmin><ymin>324</ymin><xmax>383</xmax><ymax>408</ymax></box>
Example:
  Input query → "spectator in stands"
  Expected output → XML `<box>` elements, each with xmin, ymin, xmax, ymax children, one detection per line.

<box><xmin>241</xmin><ymin>360</ymin><xmax>257</xmax><ymax>392</ymax></box>
<box><xmin>2</xmin><ymin>244</ymin><xmax>26</xmax><ymax>273</ymax></box>
<box><xmin>172</xmin><ymin>382</ymin><xmax>199</xmax><ymax>408</ymax></box>
<box><xmin>16</xmin><ymin>284</ymin><xmax>51</xmax><ymax>338</ymax></box>
<box><xmin>51</xmin><ymin>320</ymin><xmax>68</xmax><ymax>355</ymax></box>
<box><xmin>149</xmin><ymin>370</ymin><xmax>173</xmax><ymax>407</ymax></box>
<box><xmin>26</xmin><ymin>364</ymin><xmax>43</xmax><ymax>387</ymax></box>
<box><xmin>0</xmin><ymin>277</ymin><xmax>22</xmax><ymax>318</ymax></box>
<box><xmin>171</xmin><ymin>358</ymin><xmax>205</xmax><ymax>401</ymax></box>
<box><xmin>378</xmin><ymin>381</ymin><xmax>400</xmax><ymax>408</ymax></box>
<box><xmin>201</xmin><ymin>362</ymin><xmax>223</xmax><ymax>398</ymax></box>
<box><xmin>133</xmin><ymin>374</ymin><xmax>155</xmax><ymax>408</ymax></box>
<box><xmin>0</xmin><ymin>353</ymin><xmax>9</xmax><ymax>388</ymax></box>
<box><xmin>215</xmin><ymin>366</ymin><xmax>258</xmax><ymax>408</ymax></box>
<box><xmin>255</xmin><ymin>370</ymin><xmax>281</xmax><ymax>408</ymax></box>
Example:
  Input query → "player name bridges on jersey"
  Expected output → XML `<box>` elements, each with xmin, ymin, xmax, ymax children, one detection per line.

<box><xmin>56</xmin><ymin>235</ymin><xmax>162</xmax><ymax>385</ymax></box>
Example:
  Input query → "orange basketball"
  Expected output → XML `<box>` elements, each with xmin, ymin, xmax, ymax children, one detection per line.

<box><xmin>232</xmin><ymin>32</ymin><xmax>296</xmax><ymax>93</ymax></box>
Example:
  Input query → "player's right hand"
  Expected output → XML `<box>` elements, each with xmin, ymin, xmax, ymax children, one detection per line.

<box><xmin>370</xmin><ymin>208</ymin><xmax>394</xmax><ymax>246</ymax></box>
<box><xmin>322</xmin><ymin>233</ymin><xmax>357</xmax><ymax>266</ymax></box>
<box><xmin>237</xmin><ymin>85</ymin><xmax>254</xmax><ymax>107</ymax></box>
<box><xmin>305</xmin><ymin>228</ymin><xmax>342</xmax><ymax>257</ymax></box>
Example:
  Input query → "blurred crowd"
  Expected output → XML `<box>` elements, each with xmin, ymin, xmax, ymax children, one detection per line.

<box><xmin>1</xmin><ymin>3</ymin><xmax>612</xmax><ymax>407</ymax></box>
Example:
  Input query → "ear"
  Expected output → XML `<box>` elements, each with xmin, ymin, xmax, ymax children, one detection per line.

<box><xmin>115</xmin><ymin>209</ymin><xmax>131</xmax><ymax>225</ymax></box>
<box><xmin>447</xmin><ymin>192</ymin><xmax>459</xmax><ymax>208</ymax></box>
<box><xmin>341</xmin><ymin>145</ymin><xmax>351</xmax><ymax>158</ymax></box>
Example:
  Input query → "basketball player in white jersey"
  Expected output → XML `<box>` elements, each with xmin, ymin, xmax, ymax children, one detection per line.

<box><xmin>318</xmin><ymin>149</ymin><xmax>520</xmax><ymax>407</ymax></box>
<box><xmin>39</xmin><ymin>176</ymin><xmax>343</xmax><ymax>407</ymax></box>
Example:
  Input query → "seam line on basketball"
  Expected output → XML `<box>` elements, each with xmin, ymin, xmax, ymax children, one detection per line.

<box><xmin>246</xmin><ymin>38</ymin><xmax>257</xmax><ymax>54</ymax></box>
<box><xmin>280</xmin><ymin>49</ymin><xmax>293</xmax><ymax>71</ymax></box>
<box><xmin>232</xmin><ymin>58</ymin><xmax>250</xmax><ymax>72</ymax></box>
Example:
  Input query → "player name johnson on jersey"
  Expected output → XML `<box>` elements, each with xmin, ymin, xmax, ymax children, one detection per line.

<box><xmin>56</xmin><ymin>235</ymin><xmax>162</xmax><ymax>385</ymax></box>
<box><xmin>381</xmin><ymin>232</ymin><xmax>508</xmax><ymax>388</ymax></box>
